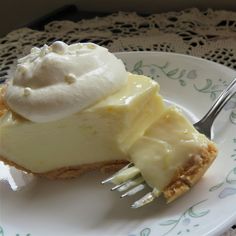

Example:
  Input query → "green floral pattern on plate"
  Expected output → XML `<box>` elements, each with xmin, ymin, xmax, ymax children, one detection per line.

<box><xmin>209</xmin><ymin>138</ymin><xmax>236</xmax><ymax>198</ymax></box>
<box><xmin>129</xmin><ymin>228</ymin><xmax>151</xmax><ymax>236</ymax></box>
<box><xmin>131</xmin><ymin>60</ymin><xmax>228</xmax><ymax>98</ymax></box>
<box><xmin>0</xmin><ymin>226</ymin><xmax>4</xmax><ymax>236</ymax></box>
<box><xmin>159</xmin><ymin>200</ymin><xmax>209</xmax><ymax>236</ymax></box>
<box><xmin>230</xmin><ymin>111</ymin><xmax>236</xmax><ymax>124</ymax></box>
<box><xmin>128</xmin><ymin>200</ymin><xmax>210</xmax><ymax>236</ymax></box>
<box><xmin>0</xmin><ymin>225</ymin><xmax>30</xmax><ymax>236</ymax></box>
<box><xmin>131</xmin><ymin>60</ymin><xmax>197</xmax><ymax>87</ymax></box>
<box><xmin>129</xmin><ymin>60</ymin><xmax>235</xmax><ymax>124</ymax></box>
<box><xmin>193</xmin><ymin>78</ymin><xmax>228</xmax><ymax>101</ymax></box>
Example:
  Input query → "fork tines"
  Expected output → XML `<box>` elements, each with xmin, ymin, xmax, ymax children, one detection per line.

<box><xmin>102</xmin><ymin>163</ymin><xmax>158</xmax><ymax>208</ymax></box>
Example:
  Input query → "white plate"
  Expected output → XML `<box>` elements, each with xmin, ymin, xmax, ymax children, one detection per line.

<box><xmin>1</xmin><ymin>52</ymin><xmax>236</xmax><ymax>236</ymax></box>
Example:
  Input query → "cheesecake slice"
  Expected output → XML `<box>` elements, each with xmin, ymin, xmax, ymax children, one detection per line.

<box><xmin>0</xmin><ymin>74</ymin><xmax>165</xmax><ymax>178</ymax></box>
<box><xmin>0</xmin><ymin>41</ymin><xmax>217</xmax><ymax>202</ymax></box>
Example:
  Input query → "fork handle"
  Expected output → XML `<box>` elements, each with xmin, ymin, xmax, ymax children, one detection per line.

<box><xmin>198</xmin><ymin>78</ymin><xmax>236</xmax><ymax>126</ymax></box>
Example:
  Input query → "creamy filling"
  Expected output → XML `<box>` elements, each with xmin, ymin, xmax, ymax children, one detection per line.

<box><xmin>0</xmin><ymin>74</ymin><xmax>164</xmax><ymax>173</ymax></box>
<box><xmin>128</xmin><ymin>107</ymin><xmax>208</xmax><ymax>191</ymax></box>
<box><xmin>5</xmin><ymin>41</ymin><xmax>127</xmax><ymax>123</ymax></box>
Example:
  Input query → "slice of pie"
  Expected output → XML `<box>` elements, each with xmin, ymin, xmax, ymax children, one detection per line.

<box><xmin>0</xmin><ymin>41</ymin><xmax>217</xmax><ymax>202</ymax></box>
<box><xmin>0</xmin><ymin>73</ymin><xmax>164</xmax><ymax>178</ymax></box>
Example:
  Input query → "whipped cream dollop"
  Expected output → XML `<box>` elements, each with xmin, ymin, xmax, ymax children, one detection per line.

<box><xmin>5</xmin><ymin>41</ymin><xmax>128</xmax><ymax>122</ymax></box>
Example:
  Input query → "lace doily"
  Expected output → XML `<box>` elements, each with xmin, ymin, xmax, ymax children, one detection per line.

<box><xmin>0</xmin><ymin>8</ymin><xmax>236</xmax><ymax>83</ymax></box>
<box><xmin>0</xmin><ymin>7</ymin><xmax>236</xmax><ymax>235</ymax></box>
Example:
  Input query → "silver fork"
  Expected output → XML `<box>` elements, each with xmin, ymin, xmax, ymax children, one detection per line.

<box><xmin>102</xmin><ymin>78</ymin><xmax>236</xmax><ymax>208</ymax></box>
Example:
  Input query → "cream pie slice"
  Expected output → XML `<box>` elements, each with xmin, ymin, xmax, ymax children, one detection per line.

<box><xmin>0</xmin><ymin>41</ymin><xmax>217</xmax><ymax>202</ymax></box>
<box><xmin>0</xmin><ymin>73</ymin><xmax>164</xmax><ymax>178</ymax></box>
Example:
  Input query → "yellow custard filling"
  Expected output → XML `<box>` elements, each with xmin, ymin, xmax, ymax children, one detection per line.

<box><xmin>0</xmin><ymin>74</ymin><xmax>165</xmax><ymax>173</ymax></box>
